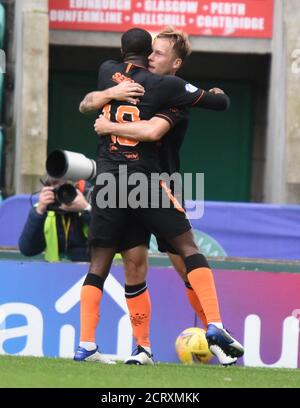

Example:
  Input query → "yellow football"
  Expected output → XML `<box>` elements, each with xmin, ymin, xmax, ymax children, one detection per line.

<box><xmin>175</xmin><ymin>327</ymin><xmax>213</xmax><ymax>364</ymax></box>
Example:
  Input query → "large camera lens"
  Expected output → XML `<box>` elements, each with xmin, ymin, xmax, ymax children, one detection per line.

<box><xmin>56</xmin><ymin>184</ymin><xmax>77</xmax><ymax>205</ymax></box>
<box><xmin>46</xmin><ymin>150</ymin><xmax>67</xmax><ymax>179</ymax></box>
<box><xmin>46</xmin><ymin>150</ymin><xmax>96</xmax><ymax>181</ymax></box>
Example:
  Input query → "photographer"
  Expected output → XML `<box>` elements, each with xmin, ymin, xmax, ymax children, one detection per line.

<box><xmin>18</xmin><ymin>177</ymin><xmax>91</xmax><ymax>262</ymax></box>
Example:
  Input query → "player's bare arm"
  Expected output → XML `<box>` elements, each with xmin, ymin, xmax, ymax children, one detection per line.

<box><xmin>94</xmin><ymin>115</ymin><xmax>171</xmax><ymax>142</ymax></box>
<box><xmin>93</xmin><ymin>85</ymin><xmax>228</xmax><ymax>140</ymax></box>
<box><xmin>79</xmin><ymin>82</ymin><xmax>145</xmax><ymax>114</ymax></box>
<box><xmin>79</xmin><ymin>92</ymin><xmax>98</xmax><ymax>114</ymax></box>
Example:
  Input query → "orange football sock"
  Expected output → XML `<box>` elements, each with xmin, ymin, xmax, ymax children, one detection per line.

<box><xmin>185</xmin><ymin>286</ymin><xmax>208</xmax><ymax>329</ymax></box>
<box><xmin>80</xmin><ymin>285</ymin><xmax>102</xmax><ymax>342</ymax></box>
<box><xmin>125</xmin><ymin>284</ymin><xmax>151</xmax><ymax>348</ymax></box>
<box><xmin>188</xmin><ymin>267</ymin><xmax>221</xmax><ymax>324</ymax></box>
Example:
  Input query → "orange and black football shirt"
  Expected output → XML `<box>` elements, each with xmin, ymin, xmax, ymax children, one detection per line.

<box><xmin>96</xmin><ymin>60</ymin><xmax>202</xmax><ymax>176</ymax></box>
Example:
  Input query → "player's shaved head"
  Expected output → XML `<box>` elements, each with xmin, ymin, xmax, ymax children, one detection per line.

<box><xmin>121</xmin><ymin>28</ymin><xmax>153</xmax><ymax>58</ymax></box>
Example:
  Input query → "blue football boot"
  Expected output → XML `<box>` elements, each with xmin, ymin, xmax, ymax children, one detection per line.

<box><xmin>73</xmin><ymin>346</ymin><xmax>116</xmax><ymax>364</ymax></box>
<box><xmin>206</xmin><ymin>324</ymin><xmax>244</xmax><ymax>363</ymax></box>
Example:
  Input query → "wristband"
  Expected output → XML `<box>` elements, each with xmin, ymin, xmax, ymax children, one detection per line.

<box><xmin>84</xmin><ymin>204</ymin><xmax>92</xmax><ymax>212</ymax></box>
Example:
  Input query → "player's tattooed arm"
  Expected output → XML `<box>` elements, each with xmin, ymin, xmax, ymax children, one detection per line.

<box><xmin>79</xmin><ymin>93</ymin><xmax>94</xmax><ymax>113</ymax></box>
<box><xmin>79</xmin><ymin>92</ymin><xmax>109</xmax><ymax>114</ymax></box>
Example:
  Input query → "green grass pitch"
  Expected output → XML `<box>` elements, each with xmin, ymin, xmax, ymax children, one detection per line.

<box><xmin>0</xmin><ymin>355</ymin><xmax>299</xmax><ymax>388</ymax></box>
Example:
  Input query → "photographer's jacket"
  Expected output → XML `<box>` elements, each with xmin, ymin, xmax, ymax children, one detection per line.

<box><xmin>18</xmin><ymin>207</ymin><xmax>90</xmax><ymax>262</ymax></box>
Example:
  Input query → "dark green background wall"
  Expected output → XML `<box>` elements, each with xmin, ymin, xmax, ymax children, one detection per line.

<box><xmin>48</xmin><ymin>72</ymin><xmax>98</xmax><ymax>159</ymax></box>
<box><xmin>181</xmin><ymin>81</ymin><xmax>253</xmax><ymax>201</ymax></box>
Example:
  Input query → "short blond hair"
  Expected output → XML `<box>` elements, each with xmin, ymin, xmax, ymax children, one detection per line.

<box><xmin>155</xmin><ymin>26</ymin><xmax>192</xmax><ymax>61</ymax></box>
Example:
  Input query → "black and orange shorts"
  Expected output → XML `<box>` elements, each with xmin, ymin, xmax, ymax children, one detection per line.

<box><xmin>88</xmin><ymin>178</ymin><xmax>191</xmax><ymax>250</ymax></box>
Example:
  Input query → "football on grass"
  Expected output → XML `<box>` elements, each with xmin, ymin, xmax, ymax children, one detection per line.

<box><xmin>175</xmin><ymin>327</ymin><xmax>213</xmax><ymax>364</ymax></box>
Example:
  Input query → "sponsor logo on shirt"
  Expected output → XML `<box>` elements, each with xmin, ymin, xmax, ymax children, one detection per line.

<box><xmin>185</xmin><ymin>83</ymin><xmax>198</xmax><ymax>93</ymax></box>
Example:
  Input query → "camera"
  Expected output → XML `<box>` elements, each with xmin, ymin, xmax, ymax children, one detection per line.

<box><xmin>45</xmin><ymin>149</ymin><xmax>95</xmax><ymax>212</ymax></box>
<box><xmin>46</xmin><ymin>183</ymin><xmax>78</xmax><ymax>212</ymax></box>
<box><xmin>53</xmin><ymin>183</ymin><xmax>78</xmax><ymax>205</ymax></box>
